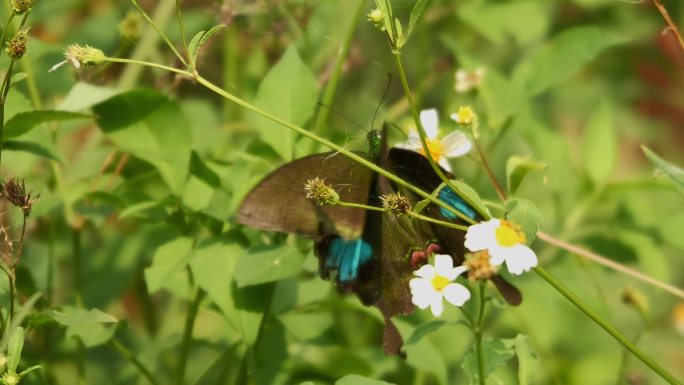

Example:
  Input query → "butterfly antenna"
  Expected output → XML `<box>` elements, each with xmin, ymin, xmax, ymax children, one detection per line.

<box><xmin>371</xmin><ymin>74</ymin><xmax>393</xmax><ymax>132</ymax></box>
<box><xmin>316</xmin><ymin>102</ymin><xmax>365</xmax><ymax>131</ymax></box>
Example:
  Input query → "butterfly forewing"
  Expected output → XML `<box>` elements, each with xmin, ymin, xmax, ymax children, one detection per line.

<box><xmin>237</xmin><ymin>152</ymin><xmax>374</xmax><ymax>240</ymax></box>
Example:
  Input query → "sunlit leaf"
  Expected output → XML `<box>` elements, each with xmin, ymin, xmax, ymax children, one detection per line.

<box><xmin>144</xmin><ymin>237</ymin><xmax>194</xmax><ymax>293</ymax></box>
<box><xmin>506</xmin><ymin>155</ymin><xmax>547</xmax><ymax>195</ymax></box>
<box><xmin>336</xmin><ymin>375</ymin><xmax>393</xmax><ymax>385</ymax></box>
<box><xmin>518</xmin><ymin>26</ymin><xmax>628</xmax><ymax>95</ymax></box>
<box><xmin>251</xmin><ymin>45</ymin><xmax>317</xmax><ymax>160</ymax></box>
<box><xmin>642</xmin><ymin>146</ymin><xmax>684</xmax><ymax>194</ymax></box>
<box><xmin>235</xmin><ymin>244</ymin><xmax>306</xmax><ymax>287</ymax></box>
<box><xmin>506</xmin><ymin>198</ymin><xmax>543</xmax><ymax>243</ymax></box>
<box><xmin>582</xmin><ymin>102</ymin><xmax>615</xmax><ymax>184</ymax></box>
<box><xmin>4</xmin><ymin>110</ymin><xmax>93</xmax><ymax>138</ymax></box>
<box><xmin>462</xmin><ymin>338</ymin><xmax>515</xmax><ymax>384</ymax></box>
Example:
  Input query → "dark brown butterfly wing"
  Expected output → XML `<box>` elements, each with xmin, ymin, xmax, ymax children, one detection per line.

<box><xmin>387</xmin><ymin>148</ymin><xmax>523</xmax><ymax>306</ymax></box>
<box><xmin>237</xmin><ymin>152</ymin><xmax>373</xmax><ymax>240</ymax></box>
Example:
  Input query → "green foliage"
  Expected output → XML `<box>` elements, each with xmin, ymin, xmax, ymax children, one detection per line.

<box><xmin>0</xmin><ymin>0</ymin><xmax>682</xmax><ymax>384</ymax></box>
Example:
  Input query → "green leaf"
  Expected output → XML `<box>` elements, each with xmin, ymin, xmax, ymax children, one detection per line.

<box><xmin>505</xmin><ymin>334</ymin><xmax>539</xmax><ymax>385</ymax></box>
<box><xmin>335</xmin><ymin>374</ymin><xmax>394</xmax><ymax>385</ymax></box>
<box><xmin>0</xmin><ymin>293</ymin><xmax>42</xmax><ymax>351</ymax></box>
<box><xmin>190</xmin><ymin>236</ymin><xmax>273</xmax><ymax>346</ymax></box>
<box><xmin>187</xmin><ymin>30</ymin><xmax>204</xmax><ymax>68</ymax></box>
<box><xmin>642</xmin><ymin>146</ymin><xmax>684</xmax><ymax>194</ymax></box>
<box><xmin>519</xmin><ymin>26</ymin><xmax>628</xmax><ymax>95</ymax></box>
<box><xmin>479</xmin><ymin>69</ymin><xmax>523</xmax><ymax>129</ymax></box>
<box><xmin>235</xmin><ymin>244</ymin><xmax>306</xmax><ymax>287</ymax></box>
<box><xmin>93</xmin><ymin>89</ymin><xmax>192</xmax><ymax>194</ymax></box>
<box><xmin>4</xmin><ymin>110</ymin><xmax>93</xmax><ymax>138</ymax></box>
<box><xmin>506</xmin><ymin>198</ymin><xmax>544</xmax><ymax>243</ymax></box>
<box><xmin>506</xmin><ymin>156</ymin><xmax>547</xmax><ymax>195</ymax></box>
<box><xmin>462</xmin><ymin>338</ymin><xmax>515</xmax><ymax>384</ymax></box>
<box><xmin>458</xmin><ymin>2</ymin><xmax>551</xmax><ymax>46</ymax></box>
<box><xmin>413</xmin><ymin>198</ymin><xmax>430</xmax><ymax>214</ymax></box>
<box><xmin>581</xmin><ymin>101</ymin><xmax>615</xmax><ymax>184</ymax></box>
<box><xmin>406</xmin><ymin>338</ymin><xmax>447</xmax><ymax>385</ymax></box>
<box><xmin>198</xmin><ymin>24</ymin><xmax>226</xmax><ymax>51</ymax></box>
<box><xmin>57</xmin><ymin>82</ymin><xmax>121</xmax><ymax>112</ymax></box>
<box><xmin>10</xmin><ymin>73</ymin><xmax>27</xmax><ymax>87</ymax></box>
<box><xmin>446</xmin><ymin>180</ymin><xmax>491</xmax><ymax>218</ymax></box>
<box><xmin>407</xmin><ymin>0</ymin><xmax>430</xmax><ymax>38</ymax></box>
<box><xmin>46</xmin><ymin>307</ymin><xmax>118</xmax><ymax>348</ymax></box>
<box><xmin>3</xmin><ymin>140</ymin><xmax>62</xmax><ymax>162</ymax></box>
<box><xmin>405</xmin><ymin>320</ymin><xmax>447</xmax><ymax>345</ymax></box>
<box><xmin>251</xmin><ymin>45</ymin><xmax>318</xmax><ymax>160</ymax></box>
<box><xmin>144</xmin><ymin>237</ymin><xmax>194</xmax><ymax>293</ymax></box>
<box><xmin>7</xmin><ymin>326</ymin><xmax>24</xmax><ymax>374</ymax></box>
<box><xmin>46</xmin><ymin>307</ymin><xmax>117</xmax><ymax>325</ymax></box>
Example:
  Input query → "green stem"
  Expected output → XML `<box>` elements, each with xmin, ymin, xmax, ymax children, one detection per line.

<box><xmin>106</xmin><ymin>56</ymin><xmax>189</xmax><ymax>76</ymax></box>
<box><xmin>72</xmin><ymin>228</ymin><xmax>83</xmax><ymax>307</ymax></box>
<box><xmin>337</xmin><ymin>200</ymin><xmax>468</xmax><ymax>231</ymax></box>
<box><xmin>193</xmin><ymin>73</ymin><xmax>465</xmax><ymax>223</ymax></box>
<box><xmin>392</xmin><ymin>52</ymin><xmax>482</xmax><ymax>224</ymax></box>
<box><xmin>475</xmin><ymin>281</ymin><xmax>486</xmax><ymax>385</ymax></box>
<box><xmin>175</xmin><ymin>0</ymin><xmax>189</xmax><ymax>62</ymax></box>
<box><xmin>121</xmin><ymin>0</ymin><xmax>181</xmax><ymax>88</ymax></box>
<box><xmin>130</xmin><ymin>0</ymin><xmax>187</xmax><ymax>67</ymax></box>
<box><xmin>534</xmin><ymin>266</ymin><xmax>680</xmax><ymax>384</ymax></box>
<box><xmin>0</xmin><ymin>59</ymin><xmax>16</xmax><ymax>166</ymax></box>
<box><xmin>310</xmin><ymin>0</ymin><xmax>366</xmax><ymax>148</ymax></box>
<box><xmin>110</xmin><ymin>339</ymin><xmax>159</xmax><ymax>385</ymax></box>
<box><xmin>235</xmin><ymin>283</ymin><xmax>276</xmax><ymax>385</ymax></box>
<box><xmin>0</xmin><ymin>13</ymin><xmax>15</xmax><ymax>51</ymax></box>
<box><xmin>176</xmin><ymin>268</ymin><xmax>204</xmax><ymax>385</ymax></box>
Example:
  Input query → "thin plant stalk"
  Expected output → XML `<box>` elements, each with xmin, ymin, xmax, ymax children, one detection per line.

<box><xmin>534</xmin><ymin>266</ymin><xmax>679</xmax><ymax>384</ymax></box>
<box><xmin>130</xmin><ymin>0</ymin><xmax>187</xmax><ymax>67</ymax></box>
<box><xmin>175</xmin><ymin>0</ymin><xmax>189</xmax><ymax>61</ymax></box>
<box><xmin>176</xmin><ymin>268</ymin><xmax>204</xmax><ymax>385</ymax></box>
<box><xmin>475</xmin><ymin>281</ymin><xmax>486</xmax><ymax>385</ymax></box>
<box><xmin>392</xmin><ymin>52</ymin><xmax>482</xmax><ymax>223</ymax></box>
<box><xmin>310</xmin><ymin>0</ymin><xmax>366</xmax><ymax>150</ymax></box>
<box><xmin>235</xmin><ymin>283</ymin><xmax>276</xmax><ymax>385</ymax></box>
<box><xmin>110</xmin><ymin>339</ymin><xmax>160</xmax><ymax>385</ymax></box>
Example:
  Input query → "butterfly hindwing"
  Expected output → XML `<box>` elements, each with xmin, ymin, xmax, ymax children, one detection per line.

<box><xmin>387</xmin><ymin>148</ymin><xmax>523</xmax><ymax>306</ymax></box>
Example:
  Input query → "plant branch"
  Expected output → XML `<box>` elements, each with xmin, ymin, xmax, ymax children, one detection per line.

<box><xmin>537</xmin><ymin>231</ymin><xmax>684</xmax><ymax>300</ymax></box>
<box><xmin>650</xmin><ymin>0</ymin><xmax>684</xmax><ymax>52</ymax></box>
<box><xmin>534</xmin><ymin>266</ymin><xmax>679</xmax><ymax>384</ymax></box>
<box><xmin>109</xmin><ymin>339</ymin><xmax>160</xmax><ymax>385</ymax></box>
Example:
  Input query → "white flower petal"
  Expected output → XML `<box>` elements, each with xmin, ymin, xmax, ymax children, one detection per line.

<box><xmin>429</xmin><ymin>294</ymin><xmax>444</xmax><ymax>316</ymax></box>
<box><xmin>434</xmin><ymin>254</ymin><xmax>454</xmax><ymax>276</ymax></box>
<box><xmin>488</xmin><ymin>246</ymin><xmax>507</xmax><ymax>266</ymax></box>
<box><xmin>414</xmin><ymin>264</ymin><xmax>436</xmax><ymax>279</ymax></box>
<box><xmin>419</xmin><ymin>109</ymin><xmax>439</xmax><ymax>139</ymax></box>
<box><xmin>442</xmin><ymin>264</ymin><xmax>468</xmax><ymax>281</ymax></box>
<box><xmin>504</xmin><ymin>244</ymin><xmax>538</xmax><ymax>275</ymax></box>
<box><xmin>443</xmin><ymin>283</ymin><xmax>471</xmax><ymax>307</ymax></box>
<box><xmin>441</xmin><ymin>131</ymin><xmax>472</xmax><ymax>157</ymax></box>
<box><xmin>464</xmin><ymin>220</ymin><xmax>499</xmax><ymax>251</ymax></box>
<box><xmin>397</xmin><ymin>130</ymin><xmax>422</xmax><ymax>150</ymax></box>
<box><xmin>410</xmin><ymin>278</ymin><xmax>435</xmax><ymax>308</ymax></box>
<box><xmin>437</xmin><ymin>158</ymin><xmax>452</xmax><ymax>172</ymax></box>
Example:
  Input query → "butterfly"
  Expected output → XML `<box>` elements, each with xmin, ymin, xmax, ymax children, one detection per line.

<box><xmin>237</xmin><ymin>127</ymin><xmax>521</xmax><ymax>354</ymax></box>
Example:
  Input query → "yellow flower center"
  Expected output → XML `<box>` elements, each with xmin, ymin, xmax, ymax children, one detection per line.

<box><xmin>455</xmin><ymin>106</ymin><xmax>475</xmax><ymax>125</ymax></box>
<box><xmin>431</xmin><ymin>275</ymin><xmax>450</xmax><ymax>292</ymax></box>
<box><xmin>495</xmin><ymin>221</ymin><xmax>526</xmax><ymax>247</ymax></box>
<box><xmin>369</xmin><ymin>9</ymin><xmax>383</xmax><ymax>23</ymax></box>
<box><xmin>419</xmin><ymin>138</ymin><xmax>445</xmax><ymax>161</ymax></box>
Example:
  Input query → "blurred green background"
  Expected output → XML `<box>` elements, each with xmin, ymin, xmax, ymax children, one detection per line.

<box><xmin>0</xmin><ymin>0</ymin><xmax>683</xmax><ymax>384</ymax></box>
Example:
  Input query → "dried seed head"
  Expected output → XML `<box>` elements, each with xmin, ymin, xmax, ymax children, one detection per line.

<box><xmin>11</xmin><ymin>0</ymin><xmax>33</xmax><ymax>14</ymax></box>
<box><xmin>6</xmin><ymin>30</ymin><xmax>29</xmax><ymax>59</ymax></box>
<box><xmin>49</xmin><ymin>44</ymin><xmax>105</xmax><ymax>72</ymax></box>
<box><xmin>2</xmin><ymin>179</ymin><xmax>38</xmax><ymax>216</ymax></box>
<box><xmin>304</xmin><ymin>177</ymin><xmax>339</xmax><ymax>205</ymax></box>
<box><xmin>381</xmin><ymin>193</ymin><xmax>411</xmax><ymax>215</ymax></box>
<box><xmin>464</xmin><ymin>250</ymin><xmax>498</xmax><ymax>281</ymax></box>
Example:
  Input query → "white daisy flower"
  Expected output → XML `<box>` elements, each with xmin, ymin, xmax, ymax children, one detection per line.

<box><xmin>409</xmin><ymin>254</ymin><xmax>471</xmax><ymax>316</ymax></box>
<box><xmin>398</xmin><ymin>108</ymin><xmax>472</xmax><ymax>171</ymax></box>
<box><xmin>464</xmin><ymin>219</ymin><xmax>538</xmax><ymax>275</ymax></box>
<box><xmin>454</xmin><ymin>67</ymin><xmax>486</xmax><ymax>93</ymax></box>
<box><xmin>450</xmin><ymin>106</ymin><xmax>477</xmax><ymax>126</ymax></box>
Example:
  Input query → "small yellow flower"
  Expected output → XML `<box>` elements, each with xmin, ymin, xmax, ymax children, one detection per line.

<box><xmin>381</xmin><ymin>193</ymin><xmax>411</xmax><ymax>215</ymax></box>
<box><xmin>450</xmin><ymin>106</ymin><xmax>477</xmax><ymax>126</ymax></box>
<box><xmin>464</xmin><ymin>219</ymin><xmax>537</xmax><ymax>275</ymax></box>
